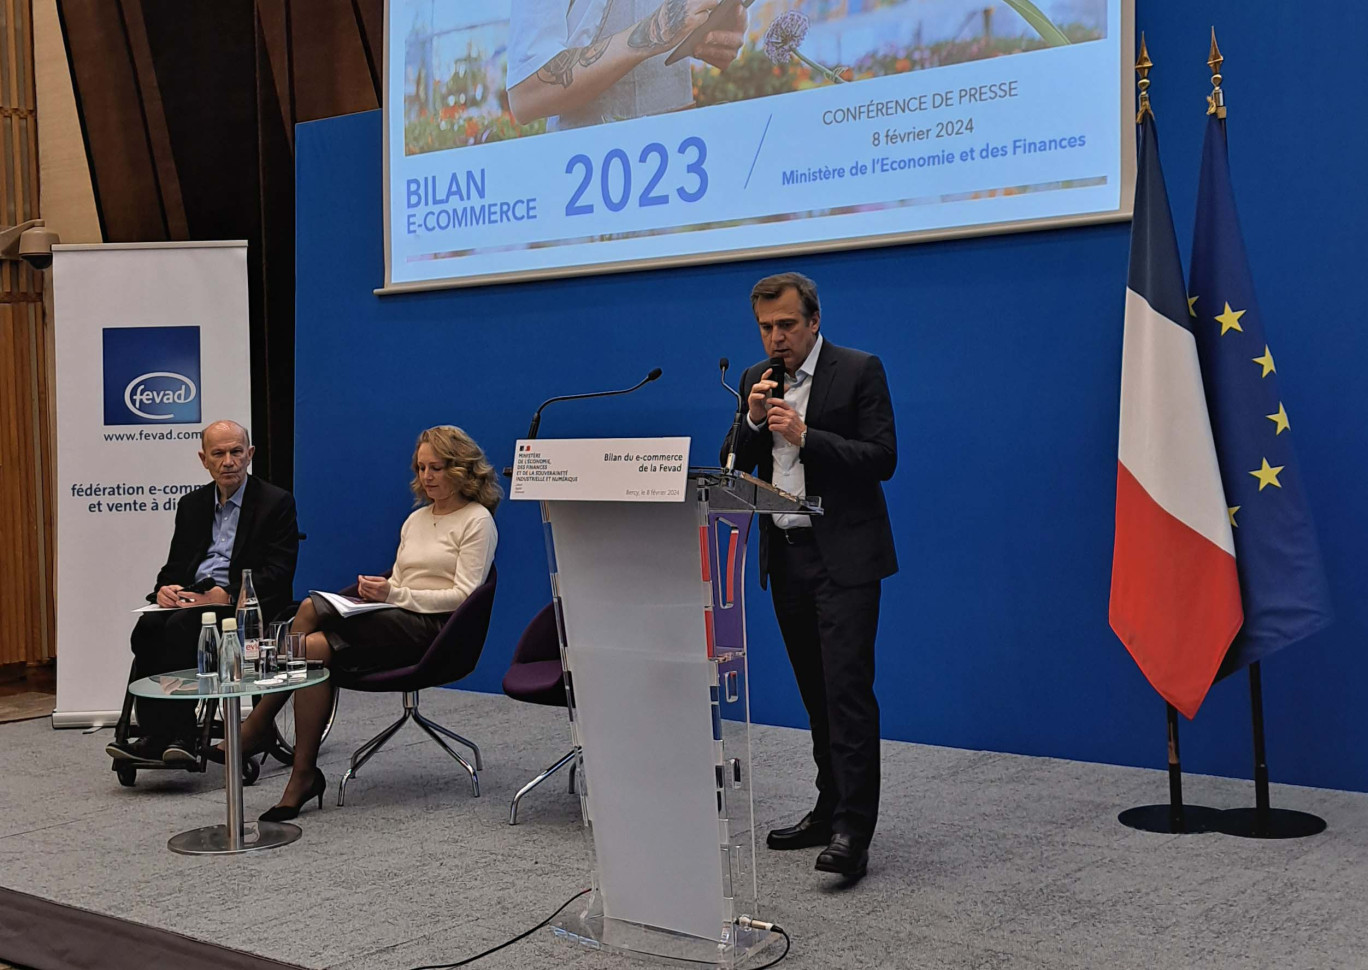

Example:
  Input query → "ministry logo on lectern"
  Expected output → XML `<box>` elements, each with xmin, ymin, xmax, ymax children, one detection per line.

<box><xmin>102</xmin><ymin>326</ymin><xmax>201</xmax><ymax>425</ymax></box>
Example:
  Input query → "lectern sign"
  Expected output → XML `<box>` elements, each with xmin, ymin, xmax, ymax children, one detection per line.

<box><xmin>510</xmin><ymin>437</ymin><xmax>690</xmax><ymax>502</ymax></box>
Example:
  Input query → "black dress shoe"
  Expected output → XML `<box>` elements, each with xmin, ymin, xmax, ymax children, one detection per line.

<box><xmin>106</xmin><ymin>737</ymin><xmax>166</xmax><ymax>762</ymax></box>
<box><xmin>766</xmin><ymin>812</ymin><xmax>833</xmax><ymax>850</ymax></box>
<box><xmin>815</xmin><ymin>833</ymin><xmax>869</xmax><ymax>878</ymax></box>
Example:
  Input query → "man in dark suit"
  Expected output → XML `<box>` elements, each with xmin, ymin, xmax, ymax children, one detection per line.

<box><xmin>723</xmin><ymin>272</ymin><xmax>897</xmax><ymax>878</ymax></box>
<box><xmin>107</xmin><ymin>420</ymin><xmax>298</xmax><ymax>764</ymax></box>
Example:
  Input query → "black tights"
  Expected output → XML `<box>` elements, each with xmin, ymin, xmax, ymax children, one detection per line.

<box><xmin>236</xmin><ymin>597</ymin><xmax>333</xmax><ymax>807</ymax></box>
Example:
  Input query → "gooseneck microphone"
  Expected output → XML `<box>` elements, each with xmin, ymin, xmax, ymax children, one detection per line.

<box><xmin>525</xmin><ymin>367</ymin><xmax>663</xmax><ymax>440</ymax></box>
<box><xmin>721</xmin><ymin>357</ymin><xmax>746</xmax><ymax>473</ymax></box>
<box><xmin>719</xmin><ymin>357</ymin><xmax>743</xmax><ymax>406</ymax></box>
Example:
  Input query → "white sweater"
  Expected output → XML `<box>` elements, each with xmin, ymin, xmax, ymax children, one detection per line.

<box><xmin>384</xmin><ymin>502</ymin><xmax>497</xmax><ymax>614</ymax></box>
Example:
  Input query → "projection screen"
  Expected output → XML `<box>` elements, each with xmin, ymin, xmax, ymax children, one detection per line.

<box><xmin>381</xmin><ymin>0</ymin><xmax>1134</xmax><ymax>292</ymax></box>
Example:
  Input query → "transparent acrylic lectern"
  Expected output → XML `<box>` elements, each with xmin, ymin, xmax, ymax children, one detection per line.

<box><xmin>539</xmin><ymin>467</ymin><xmax>820</xmax><ymax>966</ymax></box>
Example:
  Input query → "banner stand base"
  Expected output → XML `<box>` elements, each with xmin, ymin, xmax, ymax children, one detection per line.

<box><xmin>51</xmin><ymin>710</ymin><xmax>121</xmax><ymax>730</ymax></box>
<box><xmin>1214</xmin><ymin>807</ymin><xmax>1326</xmax><ymax>840</ymax></box>
<box><xmin>1117</xmin><ymin>804</ymin><xmax>1224</xmax><ymax>835</ymax></box>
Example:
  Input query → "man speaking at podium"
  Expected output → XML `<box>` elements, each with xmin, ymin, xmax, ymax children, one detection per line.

<box><xmin>722</xmin><ymin>272</ymin><xmax>897</xmax><ymax>879</ymax></box>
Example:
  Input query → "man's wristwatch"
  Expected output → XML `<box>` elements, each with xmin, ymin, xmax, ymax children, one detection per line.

<box><xmin>799</xmin><ymin>430</ymin><xmax>807</xmax><ymax>449</ymax></box>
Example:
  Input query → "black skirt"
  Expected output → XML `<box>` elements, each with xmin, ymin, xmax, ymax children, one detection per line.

<box><xmin>310</xmin><ymin>593</ymin><xmax>449</xmax><ymax>676</ymax></box>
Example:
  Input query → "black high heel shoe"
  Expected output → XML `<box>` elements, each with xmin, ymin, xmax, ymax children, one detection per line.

<box><xmin>206</xmin><ymin>733</ymin><xmax>270</xmax><ymax>765</ymax></box>
<box><xmin>259</xmin><ymin>769</ymin><xmax>327</xmax><ymax>822</ymax></box>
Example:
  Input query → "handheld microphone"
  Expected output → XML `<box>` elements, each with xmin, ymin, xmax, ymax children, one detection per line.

<box><xmin>526</xmin><ymin>367</ymin><xmax>663</xmax><ymax>440</ymax></box>
<box><xmin>767</xmin><ymin>356</ymin><xmax>787</xmax><ymax>397</ymax></box>
<box><xmin>721</xmin><ymin>357</ymin><xmax>745</xmax><ymax>473</ymax></box>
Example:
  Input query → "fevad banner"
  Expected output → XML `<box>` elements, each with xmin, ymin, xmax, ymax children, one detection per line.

<box><xmin>50</xmin><ymin>242</ymin><xmax>252</xmax><ymax>727</ymax></box>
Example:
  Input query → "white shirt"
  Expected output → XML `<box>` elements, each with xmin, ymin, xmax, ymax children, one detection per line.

<box><xmin>506</xmin><ymin>0</ymin><xmax>608</xmax><ymax>90</ymax></box>
<box><xmin>747</xmin><ymin>335</ymin><xmax>823</xmax><ymax>529</ymax></box>
<box><xmin>505</xmin><ymin>0</ymin><xmax>693</xmax><ymax>129</ymax></box>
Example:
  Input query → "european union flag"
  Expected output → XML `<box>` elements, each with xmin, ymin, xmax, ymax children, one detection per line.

<box><xmin>1188</xmin><ymin>113</ymin><xmax>1333</xmax><ymax>676</ymax></box>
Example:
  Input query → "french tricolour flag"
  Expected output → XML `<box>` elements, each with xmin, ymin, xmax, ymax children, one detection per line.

<box><xmin>1109</xmin><ymin>109</ymin><xmax>1243</xmax><ymax>719</ymax></box>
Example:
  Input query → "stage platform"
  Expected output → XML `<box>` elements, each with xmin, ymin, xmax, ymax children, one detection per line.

<box><xmin>2</xmin><ymin>688</ymin><xmax>1367</xmax><ymax>970</ymax></box>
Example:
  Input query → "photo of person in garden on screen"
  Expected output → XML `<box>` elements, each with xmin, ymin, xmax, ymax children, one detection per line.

<box><xmin>505</xmin><ymin>0</ymin><xmax>749</xmax><ymax>129</ymax></box>
<box><xmin>402</xmin><ymin>0</ymin><xmax>1105</xmax><ymax>154</ymax></box>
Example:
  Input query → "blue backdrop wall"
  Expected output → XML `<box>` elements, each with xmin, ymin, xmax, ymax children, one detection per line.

<box><xmin>295</xmin><ymin>1</ymin><xmax>1368</xmax><ymax>792</ymax></box>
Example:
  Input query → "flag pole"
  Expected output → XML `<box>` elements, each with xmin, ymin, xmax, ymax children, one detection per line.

<box><xmin>1253</xmin><ymin>662</ymin><xmax>1269</xmax><ymax>826</ymax></box>
<box><xmin>1114</xmin><ymin>37</ymin><xmax>1221</xmax><ymax>836</ymax></box>
<box><xmin>1249</xmin><ymin>663</ymin><xmax>1272</xmax><ymax>830</ymax></box>
<box><xmin>1165</xmin><ymin>703</ymin><xmax>1185</xmax><ymax>831</ymax></box>
<box><xmin>1216</xmin><ymin>660</ymin><xmax>1327</xmax><ymax>838</ymax></box>
<box><xmin>1119</xmin><ymin>701</ymin><xmax>1221</xmax><ymax>834</ymax></box>
<box><xmin>1197</xmin><ymin>33</ymin><xmax>1325</xmax><ymax>840</ymax></box>
<box><xmin>1192</xmin><ymin>34</ymin><xmax>1318</xmax><ymax>837</ymax></box>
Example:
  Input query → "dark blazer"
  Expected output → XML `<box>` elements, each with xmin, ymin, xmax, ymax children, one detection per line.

<box><xmin>722</xmin><ymin>340</ymin><xmax>898</xmax><ymax>588</ymax></box>
<box><xmin>148</xmin><ymin>475</ymin><xmax>299</xmax><ymax>619</ymax></box>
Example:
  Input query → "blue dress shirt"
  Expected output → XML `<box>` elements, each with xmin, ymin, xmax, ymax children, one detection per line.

<box><xmin>194</xmin><ymin>478</ymin><xmax>246</xmax><ymax>587</ymax></box>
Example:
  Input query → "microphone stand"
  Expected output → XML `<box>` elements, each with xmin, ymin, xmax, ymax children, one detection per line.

<box><xmin>720</xmin><ymin>358</ymin><xmax>744</xmax><ymax>473</ymax></box>
<box><xmin>526</xmin><ymin>368</ymin><xmax>662</xmax><ymax>440</ymax></box>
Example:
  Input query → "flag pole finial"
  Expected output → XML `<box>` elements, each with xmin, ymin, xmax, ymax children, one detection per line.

<box><xmin>1207</xmin><ymin>27</ymin><xmax>1226</xmax><ymax>118</ymax></box>
<box><xmin>1135</xmin><ymin>33</ymin><xmax>1154</xmax><ymax>123</ymax></box>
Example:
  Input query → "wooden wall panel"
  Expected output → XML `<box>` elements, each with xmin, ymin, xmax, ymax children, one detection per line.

<box><xmin>0</xmin><ymin>0</ymin><xmax>394</xmax><ymax>668</ymax></box>
<box><xmin>55</xmin><ymin>0</ymin><xmax>165</xmax><ymax>240</ymax></box>
<box><xmin>285</xmin><ymin>0</ymin><xmax>379</xmax><ymax>122</ymax></box>
<box><xmin>49</xmin><ymin>0</ymin><xmax>391</xmax><ymax>494</ymax></box>
<box><xmin>33</xmin><ymin>0</ymin><xmax>100</xmax><ymax>244</ymax></box>
<box><xmin>0</xmin><ymin>0</ymin><xmax>54</xmax><ymax>666</ymax></box>
<box><xmin>114</xmin><ymin>0</ymin><xmax>186</xmax><ymax>239</ymax></box>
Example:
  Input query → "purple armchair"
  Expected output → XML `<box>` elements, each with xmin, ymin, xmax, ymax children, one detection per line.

<box><xmin>333</xmin><ymin>565</ymin><xmax>497</xmax><ymax>805</ymax></box>
<box><xmin>501</xmin><ymin>603</ymin><xmax>577</xmax><ymax>824</ymax></box>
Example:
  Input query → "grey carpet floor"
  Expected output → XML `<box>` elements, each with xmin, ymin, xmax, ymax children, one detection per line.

<box><xmin>1</xmin><ymin>689</ymin><xmax>1365</xmax><ymax>970</ymax></box>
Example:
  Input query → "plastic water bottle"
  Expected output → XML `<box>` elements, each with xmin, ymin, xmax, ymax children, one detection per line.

<box><xmin>236</xmin><ymin>569</ymin><xmax>263</xmax><ymax>676</ymax></box>
<box><xmin>219</xmin><ymin>617</ymin><xmax>243</xmax><ymax>688</ymax></box>
<box><xmin>196</xmin><ymin>611</ymin><xmax>220</xmax><ymax>684</ymax></box>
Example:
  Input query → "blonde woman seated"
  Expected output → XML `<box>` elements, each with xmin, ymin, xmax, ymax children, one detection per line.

<box><xmin>224</xmin><ymin>426</ymin><xmax>500</xmax><ymax>821</ymax></box>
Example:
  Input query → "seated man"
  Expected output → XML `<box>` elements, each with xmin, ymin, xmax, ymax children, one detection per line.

<box><xmin>107</xmin><ymin>419</ymin><xmax>299</xmax><ymax>764</ymax></box>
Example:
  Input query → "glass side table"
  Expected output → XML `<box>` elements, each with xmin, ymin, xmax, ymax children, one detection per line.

<box><xmin>127</xmin><ymin>667</ymin><xmax>330</xmax><ymax>855</ymax></box>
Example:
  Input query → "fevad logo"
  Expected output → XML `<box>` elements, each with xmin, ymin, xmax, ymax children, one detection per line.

<box><xmin>102</xmin><ymin>326</ymin><xmax>202</xmax><ymax>425</ymax></box>
<box><xmin>124</xmin><ymin>371</ymin><xmax>198</xmax><ymax>419</ymax></box>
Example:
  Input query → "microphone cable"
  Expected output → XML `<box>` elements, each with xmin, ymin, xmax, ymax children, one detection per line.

<box><xmin>403</xmin><ymin>890</ymin><xmax>791</xmax><ymax>969</ymax></box>
<box><xmin>404</xmin><ymin>888</ymin><xmax>588</xmax><ymax>970</ymax></box>
<box><xmin>620</xmin><ymin>919</ymin><xmax>792</xmax><ymax>969</ymax></box>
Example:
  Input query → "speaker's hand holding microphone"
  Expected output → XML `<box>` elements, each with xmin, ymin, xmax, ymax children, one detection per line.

<box><xmin>748</xmin><ymin>356</ymin><xmax>786</xmax><ymax>426</ymax></box>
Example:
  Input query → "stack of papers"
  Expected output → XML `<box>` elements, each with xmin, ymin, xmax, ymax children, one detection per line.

<box><xmin>311</xmin><ymin>590</ymin><xmax>399</xmax><ymax>618</ymax></box>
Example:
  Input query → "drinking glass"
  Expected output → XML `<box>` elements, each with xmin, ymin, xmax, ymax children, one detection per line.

<box><xmin>260</xmin><ymin>620</ymin><xmax>286</xmax><ymax>676</ymax></box>
<box><xmin>284</xmin><ymin>631</ymin><xmax>308</xmax><ymax>680</ymax></box>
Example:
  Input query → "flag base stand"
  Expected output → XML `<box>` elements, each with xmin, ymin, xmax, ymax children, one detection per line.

<box><xmin>1117</xmin><ymin>804</ymin><xmax>1224</xmax><ymax>835</ymax></box>
<box><xmin>1214</xmin><ymin>807</ymin><xmax>1326</xmax><ymax>840</ymax></box>
<box><xmin>1118</xmin><ymin>704</ymin><xmax>1222</xmax><ymax>834</ymax></box>
<box><xmin>1210</xmin><ymin>663</ymin><xmax>1326</xmax><ymax>841</ymax></box>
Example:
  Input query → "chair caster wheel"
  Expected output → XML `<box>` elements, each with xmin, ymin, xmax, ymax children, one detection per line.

<box><xmin>243</xmin><ymin>757</ymin><xmax>260</xmax><ymax>786</ymax></box>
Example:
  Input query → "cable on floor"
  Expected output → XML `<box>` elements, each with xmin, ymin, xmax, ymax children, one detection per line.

<box><xmin>405</xmin><ymin>888</ymin><xmax>589</xmax><ymax>970</ymax></box>
<box><xmin>404</xmin><ymin>892</ymin><xmax>791</xmax><ymax>970</ymax></box>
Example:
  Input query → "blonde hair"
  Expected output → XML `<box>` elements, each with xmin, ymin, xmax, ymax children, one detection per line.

<box><xmin>409</xmin><ymin>425</ymin><xmax>503</xmax><ymax>513</ymax></box>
